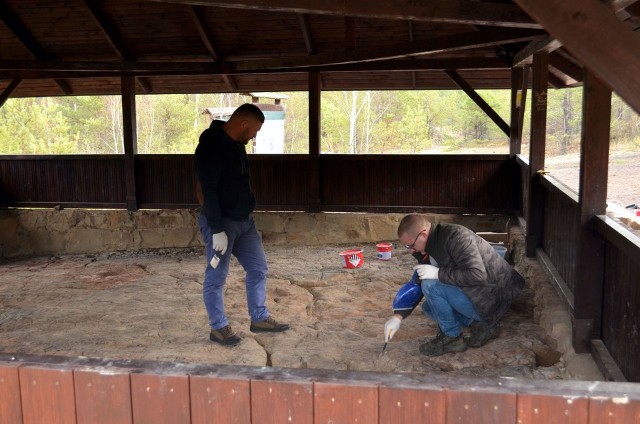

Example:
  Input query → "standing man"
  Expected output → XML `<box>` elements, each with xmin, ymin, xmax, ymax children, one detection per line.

<box><xmin>195</xmin><ymin>103</ymin><xmax>289</xmax><ymax>346</ymax></box>
<box><xmin>384</xmin><ymin>214</ymin><xmax>524</xmax><ymax>356</ymax></box>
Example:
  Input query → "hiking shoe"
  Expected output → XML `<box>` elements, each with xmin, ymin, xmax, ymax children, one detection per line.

<box><xmin>466</xmin><ymin>321</ymin><xmax>496</xmax><ymax>348</ymax></box>
<box><xmin>250</xmin><ymin>316</ymin><xmax>290</xmax><ymax>333</ymax></box>
<box><xmin>210</xmin><ymin>325</ymin><xmax>242</xmax><ymax>346</ymax></box>
<box><xmin>419</xmin><ymin>332</ymin><xmax>467</xmax><ymax>356</ymax></box>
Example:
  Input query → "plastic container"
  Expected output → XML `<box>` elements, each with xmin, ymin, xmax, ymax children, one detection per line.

<box><xmin>376</xmin><ymin>242</ymin><xmax>392</xmax><ymax>260</ymax></box>
<box><xmin>491</xmin><ymin>244</ymin><xmax>507</xmax><ymax>258</ymax></box>
<box><xmin>340</xmin><ymin>249</ymin><xmax>364</xmax><ymax>269</ymax></box>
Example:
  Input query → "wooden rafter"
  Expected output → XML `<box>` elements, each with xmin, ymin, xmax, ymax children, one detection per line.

<box><xmin>187</xmin><ymin>5</ymin><xmax>236</xmax><ymax>91</ymax></box>
<box><xmin>81</xmin><ymin>0</ymin><xmax>153</xmax><ymax>93</ymax></box>
<box><xmin>0</xmin><ymin>79</ymin><xmax>22</xmax><ymax>107</ymax></box>
<box><xmin>444</xmin><ymin>70</ymin><xmax>510</xmax><ymax>136</ymax></box>
<box><xmin>298</xmin><ymin>14</ymin><xmax>315</xmax><ymax>54</ymax></box>
<box><xmin>147</xmin><ymin>0</ymin><xmax>540</xmax><ymax>29</ymax></box>
<box><xmin>233</xmin><ymin>28</ymin><xmax>544</xmax><ymax>71</ymax></box>
<box><xmin>512</xmin><ymin>36</ymin><xmax>562</xmax><ymax>67</ymax></box>
<box><xmin>549</xmin><ymin>52</ymin><xmax>583</xmax><ymax>83</ymax></box>
<box><xmin>0</xmin><ymin>1</ymin><xmax>72</xmax><ymax>94</ymax></box>
<box><xmin>513</xmin><ymin>0</ymin><xmax>640</xmax><ymax>115</ymax></box>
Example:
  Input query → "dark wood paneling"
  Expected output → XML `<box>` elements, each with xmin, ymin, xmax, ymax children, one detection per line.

<box><xmin>130</xmin><ymin>372</ymin><xmax>190</xmax><ymax>424</ymax></box>
<box><xmin>596</xmin><ymin>216</ymin><xmax>640</xmax><ymax>382</ymax></box>
<box><xmin>19</xmin><ymin>366</ymin><xmax>76</xmax><ymax>424</ymax></box>
<box><xmin>0</xmin><ymin>155</ymin><xmax>126</xmax><ymax>207</ymax></box>
<box><xmin>251</xmin><ymin>379</ymin><xmax>313</xmax><ymax>424</ymax></box>
<box><xmin>74</xmin><ymin>369</ymin><xmax>133</xmax><ymax>424</ymax></box>
<box><xmin>320</xmin><ymin>155</ymin><xmax>515</xmax><ymax>212</ymax></box>
<box><xmin>589</xmin><ymin>395</ymin><xmax>640</xmax><ymax>423</ymax></box>
<box><xmin>379</xmin><ymin>386</ymin><xmax>445</xmax><ymax>423</ymax></box>
<box><xmin>136</xmin><ymin>155</ymin><xmax>199</xmax><ymax>208</ymax></box>
<box><xmin>190</xmin><ymin>375</ymin><xmax>251</xmax><ymax>424</ymax></box>
<box><xmin>541</xmin><ymin>175</ymin><xmax>579</xmax><ymax>294</ymax></box>
<box><xmin>0</xmin><ymin>362</ymin><xmax>23</xmax><ymax>424</ymax></box>
<box><xmin>250</xmin><ymin>155</ymin><xmax>310</xmax><ymax>211</ymax></box>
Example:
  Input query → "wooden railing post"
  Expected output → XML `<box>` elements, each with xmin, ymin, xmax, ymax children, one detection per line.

<box><xmin>573</xmin><ymin>70</ymin><xmax>611</xmax><ymax>353</ymax></box>
<box><xmin>122</xmin><ymin>76</ymin><xmax>138</xmax><ymax>212</ymax></box>
<box><xmin>309</xmin><ymin>71</ymin><xmax>321</xmax><ymax>212</ymax></box>
<box><xmin>525</xmin><ymin>52</ymin><xmax>548</xmax><ymax>257</ymax></box>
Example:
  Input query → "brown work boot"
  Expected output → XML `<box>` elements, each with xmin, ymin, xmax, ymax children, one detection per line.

<box><xmin>466</xmin><ymin>321</ymin><xmax>496</xmax><ymax>348</ymax></box>
<box><xmin>250</xmin><ymin>316</ymin><xmax>290</xmax><ymax>333</ymax></box>
<box><xmin>210</xmin><ymin>325</ymin><xmax>242</xmax><ymax>346</ymax></box>
<box><xmin>419</xmin><ymin>332</ymin><xmax>467</xmax><ymax>356</ymax></box>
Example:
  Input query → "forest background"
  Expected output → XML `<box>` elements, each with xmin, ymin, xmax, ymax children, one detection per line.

<box><xmin>1</xmin><ymin>88</ymin><xmax>639</xmax><ymax>157</ymax></box>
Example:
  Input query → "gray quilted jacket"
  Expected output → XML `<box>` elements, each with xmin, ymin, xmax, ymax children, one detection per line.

<box><xmin>418</xmin><ymin>223</ymin><xmax>524</xmax><ymax>328</ymax></box>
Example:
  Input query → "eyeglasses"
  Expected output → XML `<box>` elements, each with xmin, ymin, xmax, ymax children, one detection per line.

<box><xmin>404</xmin><ymin>229</ymin><xmax>426</xmax><ymax>249</ymax></box>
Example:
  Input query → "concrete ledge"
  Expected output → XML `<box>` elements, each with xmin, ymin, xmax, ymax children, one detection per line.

<box><xmin>1</xmin><ymin>208</ymin><xmax>511</xmax><ymax>259</ymax></box>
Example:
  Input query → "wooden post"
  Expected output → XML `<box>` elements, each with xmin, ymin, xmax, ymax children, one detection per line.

<box><xmin>122</xmin><ymin>76</ymin><xmax>138</xmax><ymax>211</ymax></box>
<box><xmin>510</xmin><ymin>68</ymin><xmax>523</xmax><ymax>157</ymax></box>
<box><xmin>309</xmin><ymin>72</ymin><xmax>321</xmax><ymax>213</ymax></box>
<box><xmin>525</xmin><ymin>52</ymin><xmax>548</xmax><ymax>257</ymax></box>
<box><xmin>573</xmin><ymin>70</ymin><xmax>611</xmax><ymax>353</ymax></box>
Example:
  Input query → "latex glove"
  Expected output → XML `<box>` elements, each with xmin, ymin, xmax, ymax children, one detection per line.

<box><xmin>211</xmin><ymin>231</ymin><xmax>228</xmax><ymax>255</ymax></box>
<box><xmin>384</xmin><ymin>316</ymin><xmax>402</xmax><ymax>342</ymax></box>
<box><xmin>414</xmin><ymin>264</ymin><xmax>439</xmax><ymax>280</ymax></box>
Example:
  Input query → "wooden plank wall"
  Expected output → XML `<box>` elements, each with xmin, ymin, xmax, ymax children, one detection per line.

<box><xmin>596</xmin><ymin>216</ymin><xmax>640</xmax><ymax>383</ymax></box>
<box><xmin>0</xmin><ymin>154</ymin><xmax>518</xmax><ymax>213</ymax></box>
<box><xmin>540</xmin><ymin>175</ymin><xmax>579</xmax><ymax>294</ymax></box>
<box><xmin>1</xmin><ymin>354</ymin><xmax>640</xmax><ymax>424</ymax></box>
<box><xmin>0</xmin><ymin>155</ymin><xmax>126</xmax><ymax>208</ymax></box>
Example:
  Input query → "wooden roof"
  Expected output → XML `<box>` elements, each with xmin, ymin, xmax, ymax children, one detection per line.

<box><xmin>1</xmin><ymin>0</ymin><xmax>640</xmax><ymax>109</ymax></box>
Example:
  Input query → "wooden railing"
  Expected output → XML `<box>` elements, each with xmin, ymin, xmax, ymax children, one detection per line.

<box><xmin>2</xmin><ymin>353</ymin><xmax>640</xmax><ymax>424</ymax></box>
<box><xmin>0</xmin><ymin>154</ymin><xmax>519</xmax><ymax>213</ymax></box>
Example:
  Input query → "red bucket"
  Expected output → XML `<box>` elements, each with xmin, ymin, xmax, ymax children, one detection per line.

<box><xmin>340</xmin><ymin>249</ymin><xmax>363</xmax><ymax>269</ymax></box>
<box><xmin>376</xmin><ymin>242</ymin><xmax>392</xmax><ymax>260</ymax></box>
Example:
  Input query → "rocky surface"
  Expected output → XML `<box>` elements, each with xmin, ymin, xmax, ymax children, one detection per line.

<box><xmin>0</xmin><ymin>226</ymin><xmax>601</xmax><ymax>380</ymax></box>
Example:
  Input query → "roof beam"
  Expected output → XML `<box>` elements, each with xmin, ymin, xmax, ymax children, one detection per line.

<box><xmin>0</xmin><ymin>1</ymin><xmax>73</xmax><ymax>94</ymax></box>
<box><xmin>298</xmin><ymin>14</ymin><xmax>315</xmax><ymax>54</ymax></box>
<box><xmin>0</xmin><ymin>57</ymin><xmax>512</xmax><ymax>79</ymax></box>
<box><xmin>0</xmin><ymin>79</ymin><xmax>22</xmax><ymax>107</ymax></box>
<box><xmin>234</xmin><ymin>28</ymin><xmax>545</xmax><ymax>71</ymax></box>
<box><xmin>512</xmin><ymin>36</ymin><xmax>563</xmax><ymax>67</ymax></box>
<box><xmin>444</xmin><ymin>70</ymin><xmax>510</xmax><ymax>136</ymax></box>
<box><xmin>187</xmin><ymin>5</ymin><xmax>237</xmax><ymax>91</ymax></box>
<box><xmin>81</xmin><ymin>0</ymin><xmax>153</xmax><ymax>93</ymax></box>
<box><xmin>146</xmin><ymin>0</ymin><xmax>540</xmax><ymax>29</ymax></box>
<box><xmin>549</xmin><ymin>52</ymin><xmax>583</xmax><ymax>82</ymax></box>
<box><xmin>513</xmin><ymin>0</ymin><xmax>640</xmax><ymax>115</ymax></box>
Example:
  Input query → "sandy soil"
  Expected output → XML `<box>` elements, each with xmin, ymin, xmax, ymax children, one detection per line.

<box><xmin>0</xmin><ymin>236</ymin><xmax>571</xmax><ymax>380</ymax></box>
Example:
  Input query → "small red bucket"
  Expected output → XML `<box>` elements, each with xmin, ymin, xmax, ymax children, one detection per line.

<box><xmin>376</xmin><ymin>242</ymin><xmax>392</xmax><ymax>260</ymax></box>
<box><xmin>340</xmin><ymin>249</ymin><xmax>364</xmax><ymax>269</ymax></box>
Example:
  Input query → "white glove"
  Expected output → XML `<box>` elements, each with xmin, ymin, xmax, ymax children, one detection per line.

<box><xmin>211</xmin><ymin>231</ymin><xmax>228</xmax><ymax>255</ymax></box>
<box><xmin>384</xmin><ymin>316</ymin><xmax>402</xmax><ymax>342</ymax></box>
<box><xmin>414</xmin><ymin>264</ymin><xmax>439</xmax><ymax>280</ymax></box>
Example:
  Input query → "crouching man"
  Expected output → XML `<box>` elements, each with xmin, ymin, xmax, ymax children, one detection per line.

<box><xmin>384</xmin><ymin>214</ymin><xmax>524</xmax><ymax>356</ymax></box>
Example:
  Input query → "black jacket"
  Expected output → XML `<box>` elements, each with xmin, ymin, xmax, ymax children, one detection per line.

<box><xmin>194</xmin><ymin>120</ymin><xmax>256</xmax><ymax>233</ymax></box>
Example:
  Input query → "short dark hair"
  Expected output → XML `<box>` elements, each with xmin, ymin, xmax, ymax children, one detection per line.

<box><xmin>397</xmin><ymin>214</ymin><xmax>427</xmax><ymax>238</ymax></box>
<box><xmin>230</xmin><ymin>103</ymin><xmax>265</xmax><ymax>123</ymax></box>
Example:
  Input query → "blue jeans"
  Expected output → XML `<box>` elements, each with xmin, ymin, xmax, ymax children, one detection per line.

<box><xmin>198</xmin><ymin>213</ymin><xmax>269</xmax><ymax>330</ymax></box>
<box><xmin>420</xmin><ymin>279</ymin><xmax>481</xmax><ymax>337</ymax></box>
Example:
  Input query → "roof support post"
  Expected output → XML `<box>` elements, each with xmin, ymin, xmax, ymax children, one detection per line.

<box><xmin>509</xmin><ymin>67</ymin><xmax>525</xmax><ymax>157</ymax></box>
<box><xmin>525</xmin><ymin>52</ymin><xmax>548</xmax><ymax>257</ymax></box>
<box><xmin>573</xmin><ymin>70</ymin><xmax>611</xmax><ymax>353</ymax></box>
<box><xmin>122</xmin><ymin>76</ymin><xmax>138</xmax><ymax>211</ymax></box>
<box><xmin>308</xmin><ymin>72</ymin><xmax>322</xmax><ymax>213</ymax></box>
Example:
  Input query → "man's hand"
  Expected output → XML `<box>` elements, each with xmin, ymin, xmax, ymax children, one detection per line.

<box><xmin>414</xmin><ymin>264</ymin><xmax>439</xmax><ymax>280</ymax></box>
<box><xmin>384</xmin><ymin>316</ymin><xmax>402</xmax><ymax>342</ymax></box>
<box><xmin>212</xmin><ymin>231</ymin><xmax>228</xmax><ymax>255</ymax></box>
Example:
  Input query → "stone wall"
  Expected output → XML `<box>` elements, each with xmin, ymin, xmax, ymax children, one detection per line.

<box><xmin>0</xmin><ymin>208</ymin><xmax>511</xmax><ymax>258</ymax></box>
